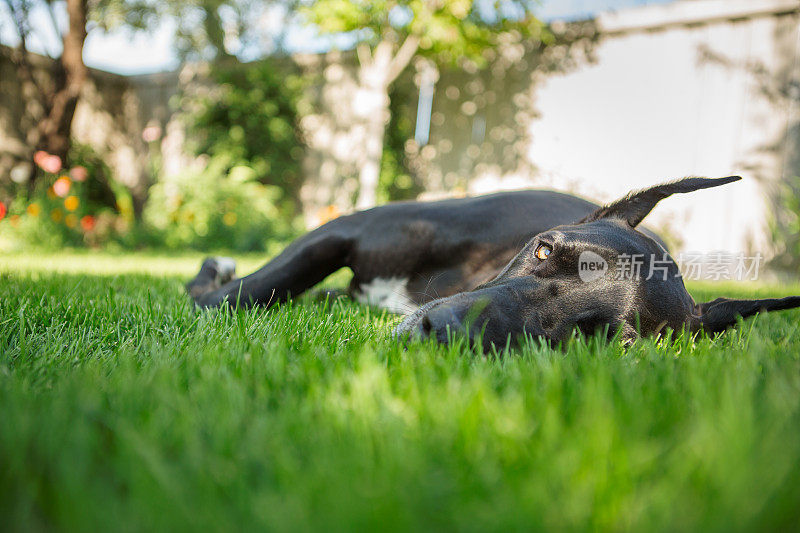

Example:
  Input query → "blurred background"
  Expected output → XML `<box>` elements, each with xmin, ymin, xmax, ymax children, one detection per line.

<box><xmin>0</xmin><ymin>0</ymin><xmax>798</xmax><ymax>273</ymax></box>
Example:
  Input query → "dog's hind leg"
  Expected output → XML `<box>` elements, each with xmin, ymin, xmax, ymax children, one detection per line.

<box><xmin>188</xmin><ymin>228</ymin><xmax>353</xmax><ymax>310</ymax></box>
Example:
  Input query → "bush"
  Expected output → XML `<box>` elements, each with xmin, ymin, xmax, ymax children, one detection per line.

<box><xmin>0</xmin><ymin>145</ymin><xmax>133</xmax><ymax>249</ymax></box>
<box><xmin>187</xmin><ymin>59</ymin><xmax>305</xmax><ymax>203</ymax></box>
<box><xmin>143</xmin><ymin>154</ymin><xmax>297</xmax><ymax>252</ymax></box>
<box><xmin>770</xmin><ymin>174</ymin><xmax>800</xmax><ymax>271</ymax></box>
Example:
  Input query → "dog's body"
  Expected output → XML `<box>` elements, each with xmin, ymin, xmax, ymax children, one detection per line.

<box><xmin>188</xmin><ymin>189</ymin><xmax>624</xmax><ymax>311</ymax></box>
<box><xmin>188</xmin><ymin>177</ymin><xmax>800</xmax><ymax>347</ymax></box>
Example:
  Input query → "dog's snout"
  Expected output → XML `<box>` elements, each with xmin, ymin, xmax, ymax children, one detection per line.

<box><xmin>394</xmin><ymin>292</ymin><xmax>504</xmax><ymax>347</ymax></box>
<box><xmin>417</xmin><ymin>305</ymin><xmax>464</xmax><ymax>343</ymax></box>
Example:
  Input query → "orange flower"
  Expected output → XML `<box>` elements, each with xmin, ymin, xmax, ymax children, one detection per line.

<box><xmin>64</xmin><ymin>195</ymin><xmax>80</xmax><ymax>211</ymax></box>
<box><xmin>69</xmin><ymin>166</ymin><xmax>88</xmax><ymax>182</ymax></box>
<box><xmin>316</xmin><ymin>204</ymin><xmax>341</xmax><ymax>225</ymax></box>
<box><xmin>0</xmin><ymin>202</ymin><xmax>5</xmax><ymax>220</ymax></box>
<box><xmin>53</xmin><ymin>176</ymin><xmax>71</xmax><ymax>197</ymax></box>
<box><xmin>27</xmin><ymin>203</ymin><xmax>41</xmax><ymax>217</ymax></box>
<box><xmin>80</xmin><ymin>215</ymin><xmax>96</xmax><ymax>231</ymax></box>
<box><xmin>65</xmin><ymin>214</ymin><xmax>78</xmax><ymax>228</ymax></box>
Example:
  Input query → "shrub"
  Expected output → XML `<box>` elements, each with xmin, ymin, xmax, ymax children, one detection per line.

<box><xmin>187</xmin><ymin>59</ymin><xmax>305</xmax><ymax>203</ymax></box>
<box><xmin>143</xmin><ymin>154</ymin><xmax>297</xmax><ymax>252</ymax></box>
<box><xmin>770</xmin><ymin>174</ymin><xmax>800</xmax><ymax>271</ymax></box>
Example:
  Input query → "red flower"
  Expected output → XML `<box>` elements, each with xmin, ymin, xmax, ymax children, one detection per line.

<box><xmin>33</xmin><ymin>151</ymin><xmax>49</xmax><ymax>167</ymax></box>
<box><xmin>80</xmin><ymin>215</ymin><xmax>96</xmax><ymax>231</ymax></box>
<box><xmin>0</xmin><ymin>202</ymin><xmax>6</xmax><ymax>221</ymax></box>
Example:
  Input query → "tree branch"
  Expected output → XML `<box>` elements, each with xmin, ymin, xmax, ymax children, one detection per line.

<box><xmin>37</xmin><ymin>0</ymin><xmax>88</xmax><ymax>160</ymax></box>
<box><xmin>3</xmin><ymin>0</ymin><xmax>49</xmax><ymax>104</ymax></box>
<box><xmin>356</xmin><ymin>41</ymin><xmax>372</xmax><ymax>67</ymax></box>
<box><xmin>386</xmin><ymin>33</ymin><xmax>420</xmax><ymax>84</ymax></box>
<box><xmin>4</xmin><ymin>0</ymin><xmax>29</xmax><ymax>46</ymax></box>
<box><xmin>201</xmin><ymin>0</ymin><xmax>233</xmax><ymax>61</ymax></box>
<box><xmin>46</xmin><ymin>0</ymin><xmax>63</xmax><ymax>42</ymax></box>
<box><xmin>373</xmin><ymin>39</ymin><xmax>393</xmax><ymax>67</ymax></box>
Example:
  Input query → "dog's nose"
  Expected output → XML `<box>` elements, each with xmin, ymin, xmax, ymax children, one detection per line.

<box><xmin>418</xmin><ymin>305</ymin><xmax>464</xmax><ymax>343</ymax></box>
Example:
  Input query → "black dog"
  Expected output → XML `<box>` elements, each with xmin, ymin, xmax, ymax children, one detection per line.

<box><xmin>187</xmin><ymin>176</ymin><xmax>800</xmax><ymax>346</ymax></box>
<box><xmin>395</xmin><ymin>176</ymin><xmax>800</xmax><ymax>347</ymax></box>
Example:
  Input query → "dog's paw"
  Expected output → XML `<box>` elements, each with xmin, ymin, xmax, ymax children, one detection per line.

<box><xmin>212</xmin><ymin>257</ymin><xmax>237</xmax><ymax>285</ymax></box>
<box><xmin>186</xmin><ymin>257</ymin><xmax>237</xmax><ymax>298</ymax></box>
<box><xmin>186</xmin><ymin>257</ymin><xmax>218</xmax><ymax>298</ymax></box>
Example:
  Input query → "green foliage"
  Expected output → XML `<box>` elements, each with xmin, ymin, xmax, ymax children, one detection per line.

<box><xmin>143</xmin><ymin>58</ymin><xmax>306</xmax><ymax>253</ymax></box>
<box><xmin>187</xmin><ymin>59</ymin><xmax>305</xmax><ymax>204</ymax></box>
<box><xmin>91</xmin><ymin>0</ymin><xmax>281</xmax><ymax>60</ymax></box>
<box><xmin>91</xmin><ymin>0</ymin><xmax>162</xmax><ymax>32</ymax></box>
<box><xmin>2</xmin><ymin>255</ymin><xmax>800</xmax><ymax>529</ymax></box>
<box><xmin>3</xmin><ymin>57</ymin><xmax>305</xmax><ymax>252</ymax></box>
<box><xmin>770</xmin><ymin>174</ymin><xmax>800</xmax><ymax>271</ymax></box>
<box><xmin>302</xmin><ymin>0</ymin><xmax>548</xmax><ymax>65</ymax></box>
<box><xmin>143</xmin><ymin>154</ymin><xmax>298</xmax><ymax>252</ymax></box>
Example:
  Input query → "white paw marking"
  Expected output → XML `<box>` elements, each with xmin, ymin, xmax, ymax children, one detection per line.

<box><xmin>213</xmin><ymin>257</ymin><xmax>237</xmax><ymax>282</ymax></box>
<box><xmin>355</xmin><ymin>277</ymin><xmax>416</xmax><ymax>314</ymax></box>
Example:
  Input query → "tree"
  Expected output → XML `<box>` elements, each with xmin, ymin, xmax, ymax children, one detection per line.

<box><xmin>302</xmin><ymin>0</ymin><xmax>546</xmax><ymax>209</ymax></box>
<box><xmin>1</xmin><ymin>0</ymin><xmax>286</xmax><ymax>193</ymax></box>
<box><xmin>1</xmin><ymin>0</ymin><xmax>172</xmax><ymax>193</ymax></box>
<box><xmin>3</xmin><ymin>0</ymin><xmax>89</xmax><ymax>188</ymax></box>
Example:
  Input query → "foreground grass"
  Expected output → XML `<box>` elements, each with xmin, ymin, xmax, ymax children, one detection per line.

<box><xmin>1</xmin><ymin>252</ymin><xmax>800</xmax><ymax>531</ymax></box>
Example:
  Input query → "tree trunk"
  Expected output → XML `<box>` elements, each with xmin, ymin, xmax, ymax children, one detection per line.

<box><xmin>24</xmin><ymin>0</ymin><xmax>88</xmax><ymax>190</ymax></box>
<box><xmin>40</xmin><ymin>0</ymin><xmax>88</xmax><ymax>163</ymax></box>
<box><xmin>352</xmin><ymin>37</ymin><xmax>419</xmax><ymax>210</ymax></box>
<box><xmin>355</xmin><ymin>86</ymin><xmax>390</xmax><ymax>210</ymax></box>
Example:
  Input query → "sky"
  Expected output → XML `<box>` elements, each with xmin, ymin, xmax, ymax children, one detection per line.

<box><xmin>0</xmin><ymin>0</ymin><xmax>676</xmax><ymax>76</ymax></box>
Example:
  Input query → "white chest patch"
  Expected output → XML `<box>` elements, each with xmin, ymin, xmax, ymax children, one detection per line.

<box><xmin>354</xmin><ymin>277</ymin><xmax>416</xmax><ymax>314</ymax></box>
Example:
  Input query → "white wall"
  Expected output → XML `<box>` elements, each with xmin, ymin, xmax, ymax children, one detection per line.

<box><xmin>520</xmin><ymin>0</ymin><xmax>800</xmax><ymax>254</ymax></box>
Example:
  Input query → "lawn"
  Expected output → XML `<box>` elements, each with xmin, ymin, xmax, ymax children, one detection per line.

<box><xmin>2</xmin><ymin>251</ymin><xmax>800</xmax><ymax>531</ymax></box>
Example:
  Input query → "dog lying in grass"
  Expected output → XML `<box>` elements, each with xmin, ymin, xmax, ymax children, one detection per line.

<box><xmin>187</xmin><ymin>176</ymin><xmax>800</xmax><ymax>347</ymax></box>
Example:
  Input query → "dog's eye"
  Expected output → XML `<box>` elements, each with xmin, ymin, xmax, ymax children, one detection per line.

<box><xmin>534</xmin><ymin>244</ymin><xmax>552</xmax><ymax>261</ymax></box>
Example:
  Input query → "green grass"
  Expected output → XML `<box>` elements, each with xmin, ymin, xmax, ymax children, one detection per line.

<box><xmin>2</xmin><ymin>251</ymin><xmax>800</xmax><ymax>531</ymax></box>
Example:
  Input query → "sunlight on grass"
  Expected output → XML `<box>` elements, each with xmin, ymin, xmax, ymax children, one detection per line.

<box><xmin>0</xmin><ymin>250</ymin><xmax>268</xmax><ymax>277</ymax></box>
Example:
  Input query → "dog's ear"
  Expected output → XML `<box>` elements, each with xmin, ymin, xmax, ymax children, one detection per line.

<box><xmin>579</xmin><ymin>176</ymin><xmax>741</xmax><ymax>227</ymax></box>
<box><xmin>691</xmin><ymin>296</ymin><xmax>800</xmax><ymax>333</ymax></box>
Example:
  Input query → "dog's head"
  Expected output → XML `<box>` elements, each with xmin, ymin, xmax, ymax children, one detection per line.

<box><xmin>395</xmin><ymin>176</ymin><xmax>800</xmax><ymax>348</ymax></box>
